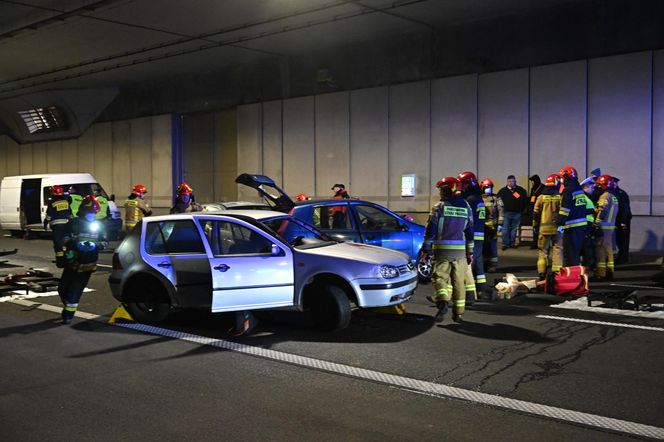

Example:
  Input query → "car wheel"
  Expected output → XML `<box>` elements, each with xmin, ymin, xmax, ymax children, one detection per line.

<box><xmin>417</xmin><ymin>252</ymin><xmax>432</xmax><ymax>283</ymax></box>
<box><xmin>309</xmin><ymin>285</ymin><xmax>351</xmax><ymax>332</ymax></box>
<box><xmin>123</xmin><ymin>283</ymin><xmax>171</xmax><ymax>324</ymax></box>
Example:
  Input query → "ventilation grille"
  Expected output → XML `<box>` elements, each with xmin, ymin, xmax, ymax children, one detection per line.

<box><xmin>18</xmin><ymin>105</ymin><xmax>67</xmax><ymax>134</ymax></box>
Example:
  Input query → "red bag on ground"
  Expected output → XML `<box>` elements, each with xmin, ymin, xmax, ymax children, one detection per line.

<box><xmin>545</xmin><ymin>266</ymin><xmax>589</xmax><ymax>297</ymax></box>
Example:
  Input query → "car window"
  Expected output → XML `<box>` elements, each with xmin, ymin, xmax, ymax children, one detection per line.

<box><xmin>313</xmin><ymin>204</ymin><xmax>352</xmax><ymax>230</ymax></box>
<box><xmin>355</xmin><ymin>204</ymin><xmax>400</xmax><ymax>231</ymax></box>
<box><xmin>63</xmin><ymin>183</ymin><xmax>109</xmax><ymax>199</ymax></box>
<box><xmin>145</xmin><ymin>220</ymin><xmax>205</xmax><ymax>255</ymax></box>
<box><xmin>198</xmin><ymin>220</ymin><xmax>272</xmax><ymax>256</ymax></box>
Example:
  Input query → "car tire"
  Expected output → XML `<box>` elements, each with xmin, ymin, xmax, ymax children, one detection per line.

<box><xmin>417</xmin><ymin>251</ymin><xmax>432</xmax><ymax>283</ymax></box>
<box><xmin>310</xmin><ymin>285</ymin><xmax>351</xmax><ymax>332</ymax></box>
<box><xmin>123</xmin><ymin>283</ymin><xmax>171</xmax><ymax>324</ymax></box>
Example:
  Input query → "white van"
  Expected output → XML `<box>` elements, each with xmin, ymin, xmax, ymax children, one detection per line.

<box><xmin>0</xmin><ymin>173</ymin><xmax>122</xmax><ymax>238</ymax></box>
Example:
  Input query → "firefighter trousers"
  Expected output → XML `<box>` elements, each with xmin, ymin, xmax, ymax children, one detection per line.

<box><xmin>595</xmin><ymin>230</ymin><xmax>616</xmax><ymax>278</ymax></box>
<box><xmin>51</xmin><ymin>224</ymin><xmax>67</xmax><ymax>267</ymax></box>
<box><xmin>471</xmin><ymin>240</ymin><xmax>485</xmax><ymax>295</ymax></box>
<box><xmin>58</xmin><ymin>267</ymin><xmax>92</xmax><ymax>321</ymax></box>
<box><xmin>562</xmin><ymin>226</ymin><xmax>587</xmax><ymax>267</ymax></box>
<box><xmin>431</xmin><ymin>258</ymin><xmax>466</xmax><ymax>315</ymax></box>
<box><xmin>537</xmin><ymin>233</ymin><xmax>562</xmax><ymax>274</ymax></box>
<box><xmin>483</xmin><ymin>227</ymin><xmax>498</xmax><ymax>269</ymax></box>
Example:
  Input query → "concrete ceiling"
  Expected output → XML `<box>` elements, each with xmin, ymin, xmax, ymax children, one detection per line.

<box><xmin>0</xmin><ymin>0</ymin><xmax>589</xmax><ymax>100</ymax></box>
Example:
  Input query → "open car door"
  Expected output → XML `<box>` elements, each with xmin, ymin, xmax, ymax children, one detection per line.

<box><xmin>235</xmin><ymin>174</ymin><xmax>295</xmax><ymax>213</ymax></box>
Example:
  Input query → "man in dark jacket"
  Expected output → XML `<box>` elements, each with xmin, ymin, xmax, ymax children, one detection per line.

<box><xmin>496</xmin><ymin>175</ymin><xmax>528</xmax><ymax>250</ymax></box>
<box><xmin>614</xmin><ymin>178</ymin><xmax>632</xmax><ymax>264</ymax></box>
<box><xmin>527</xmin><ymin>174</ymin><xmax>544</xmax><ymax>249</ymax></box>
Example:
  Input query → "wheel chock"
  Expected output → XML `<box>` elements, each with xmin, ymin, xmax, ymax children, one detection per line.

<box><xmin>108</xmin><ymin>304</ymin><xmax>134</xmax><ymax>324</ymax></box>
<box><xmin>373</xmin><ymin>304</ymin><xmax>407</xmax><ymax>315</ymax></box>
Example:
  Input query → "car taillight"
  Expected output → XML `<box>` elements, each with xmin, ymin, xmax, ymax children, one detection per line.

<box><xmin>112</xmin><ymin>252</ymin><xmax>123</xmax><ymax>270</ymax></box>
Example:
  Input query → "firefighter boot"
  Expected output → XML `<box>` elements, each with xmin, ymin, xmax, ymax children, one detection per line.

<box><xmin>434</xmin><ymin>301</ymin><xmax>449</xmax><ymax>323</ymax></box>
<box><xmin>452</xmin><ymin>310</ymin><xmax>463</xmax><ymax>324</ymax></box>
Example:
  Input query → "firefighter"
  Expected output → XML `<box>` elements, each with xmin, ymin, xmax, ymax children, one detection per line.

<box><xmin>533</xmin><ymin>174</ymin><xmax>563</xmax><ymax>280</ymax></box>
<box><xmin>459</xmin><ymin>171</ymin><xmax>486</xmax><ymax>299</ymax></box>
<box><xmin>170</xmin><ymin>182</ymin><xmax>202</xmax><ymax>214</ymax></box>
<box><xmin>124</xmin><ymin>184</ymin><xmax>153</xmax><ymax>231</ymax></box>
<box><xmin>527</xmin><ymin>174</ymin><xmax>544</xmax><ymax>249</ymax></box>
<box><xmin>480</xmin><ymin>178</ymin><xmax>499</xmax><ymax>272</ymax></box>
<box><xmin>593</xmin><ymin>175</ymin><xmax>620</xmax><ymax>280</ymax></box>
<box><xmin>614</xmin><ymin>178</ymin><xmax>632</xmax><ymax>265</ymax></box>
<box><xmin>58</xmin><ymin>195</ymin><xmax>107</xmax><ymax>324</ymax></box>
<box><xmin>330</xmin><ymin>184</ymin><xmax>349</xmax><ymax>228</ymax></box>
<box><xmin>44</xmin><ymin>185</ymin><xmax>72</xmax><ymax>268</ymax></box>
<box><xmin>556</xmin><ymin>166</ymin><xmax>589</xmax><ymax>267</ymax></box>
<box><xmin>423</xmin><ymin>177</ymin><xmax>473</xmax><ymax>323</ymax></box>
<box><xmin>67</xmin><ymin>186</ymin><xmax>83</xmax><ymax>216</ymax></box>
<box><xmin>580</xmin><ymin>177</ymin><xmax>598</xmax><ymax>270</ymax></box>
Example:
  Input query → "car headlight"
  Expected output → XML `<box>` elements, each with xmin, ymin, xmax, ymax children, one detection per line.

<box><xmin>379</xmin><ymin>265</ymin><xmax>400</xmax><ymax>279</ymax></box>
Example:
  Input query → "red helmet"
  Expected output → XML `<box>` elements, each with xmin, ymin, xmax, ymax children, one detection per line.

<box><xmin>479</xmin><ymin>178</ymin><xmax>494</xmax><ymax>190</ymax></box>
<box><xmin>295</xmin><ymin>193</ymin><xmax>309</xmax><ymax>201</ymax></box>
<box><xmin>436</xmin><ymin>177</ymin><xmax>461</xmax><ymax>196</ymax></box>
<box><xmin>558</xmin><ymin>166</ymin><xmax>578</xmax><ymax>181</ymax></box>
<box><xmin>457</xmin><ymin>171</ymin><xmax>478</xmax><ymax>188</ymax></box>
<box><xmin>79</xmin><ymin>195</ymin><xmax>100</xmax><ymax>214</ymax></box>
<box><xmin>132</xmin><ymin>184</ymin><xmax>147</xmax><ymax>195</ymax></box>
<box><xmin>545</xmin><ymin>174</ymin><xmax>559</xmax><ymax>186</ymax></box>
<box><xmin>596</xmin><ymin>175</ymin><xmax>616</xmax><ymax>190</ymax></box>
<box><xmin>50</xmin><ymin>185</ymin><xmax>64</xmax><ymax>196</ymax></box>
<box><xmin>176</xmin><ymin>182</ymin><xmax>193</xmax><ymax>195</ymax></box>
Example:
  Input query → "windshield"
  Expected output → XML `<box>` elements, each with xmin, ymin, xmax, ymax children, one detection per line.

<box><xmin>64</xmin><ymin>183</ymin><xmax>109</xmax><ymax>199</ymax></box>
<box><xmin>261</xmin><ymin>215</ymin><xmax>337</xmax><ymax>249</ymax></box>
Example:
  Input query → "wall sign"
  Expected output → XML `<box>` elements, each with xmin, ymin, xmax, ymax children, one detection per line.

<box><xmin>401</xmin><ymin>174</ymin><xmax>416</xmax><ymax>197</ymax></box>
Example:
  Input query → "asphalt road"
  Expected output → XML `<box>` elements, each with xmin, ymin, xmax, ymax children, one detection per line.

<box><xmin>1</xmin><ymin>233</ymin><xmax>663</xmax><ymax>441</ymax></box>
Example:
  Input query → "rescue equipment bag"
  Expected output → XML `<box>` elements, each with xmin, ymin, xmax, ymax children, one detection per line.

<box><xmin>545</xmin><ymin>265</ymin><xmax>589</xmax><ymax>297</ymax></box>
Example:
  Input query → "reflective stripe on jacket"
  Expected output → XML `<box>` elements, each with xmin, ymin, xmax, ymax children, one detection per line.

<box><xmin>424</xmin><ymin>196</ymin><xmax>474</xmax><ymax>260</ymax></box>
<box><xmin>595</xmin><ymin>191</ymin><xmax>619</xmax><ymax>229</ymax></box>
<box><xmin>45</xmin><ymin>197</ymin><xmax>72</xmax><ymax>227</ymax></box>
<box><xmin>557</xmin><ymin>181</ymin><xmax>588</xmax><ymax>230</ymax></box>
<box><xmin>482</xmin><ymin>194</ymin><xmax>499</xmax><ymax>228</ymax></box>
<box><xmin>533</xmin><ymin>187</ymin><xmax>561</xmax><ymax>235</ymax></box>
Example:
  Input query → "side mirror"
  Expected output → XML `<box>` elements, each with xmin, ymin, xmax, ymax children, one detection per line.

<box><xmin>109</xmin><ymin>194</ymin><xmax>115</xmax><ymax>202</ymax></box>
<box><xmin>271</xmin><ymin>244</ymin><xmax>282</xmax><ymax>256</ymax></box>
<box><xmin>400</xmin><ymin>224</ymin><xmax>410</xmax><ymax>232</ymax></box>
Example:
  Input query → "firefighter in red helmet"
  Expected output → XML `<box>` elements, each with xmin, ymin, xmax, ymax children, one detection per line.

<box><xmin>593</xmin><ymin>175</ymin><xmax>619</xmax><ymax>280</ymax></box>
<box><xmin>170</xmin><ymin>182</ymin><xmax>202</xmax><ymax>214</ymax></box>
<box><xmin>296</xmin><ymin>193</ymin><xmax>310</xmax><ymax>201</ymax></box>
<box><xmin>423</xmin><ymin>177</ymin><xmax>473</xmax><ymax>323</ymax></box>
<box><xmin>44</xmin><ymin>185</ymin><xmax>72</xmax><ymax>268</ymax></box>
<box><xmin>458</xmin><ymin>171</ymin><xmax>485</xmax><ymax>300</ymax></box>
<box><xmin>124</xmin><ymin>184</ymin><xmax>152</xmax><ymax>231</ymax></box>
<box><xmin>556</xmin><ymin>166</ymin><xmax>588</xmax><ymax>267</ymax></box>
<box><xmin>58</xmin><ymin>195</ymin><xmax>107</xmax><ymax>324</ymax></box>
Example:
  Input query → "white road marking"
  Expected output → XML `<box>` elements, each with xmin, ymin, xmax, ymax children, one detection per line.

<box><xmin>7</xmin><ymin>299</ymin><xmax>664</xmax><ymax>439</ymax></box>
<box><xmin>537</xmin><ymin>315</ymin><xmax>664</xmax><ymax>331</ymax></box>
<box><xmin>0</xmin><ymin>288</ymin><xmax>94</xmax><ymax>303</ymax></box>
<box><xmin>96</xmin><ymin>264</ymin><xmax>113</xmax><ymax>268</ymax></box>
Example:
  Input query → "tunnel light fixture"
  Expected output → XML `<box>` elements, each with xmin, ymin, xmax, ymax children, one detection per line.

<box><xmin>18</xmin><ymin>105</ymin><xmax>67</xmax><ymax>134</ymax></box>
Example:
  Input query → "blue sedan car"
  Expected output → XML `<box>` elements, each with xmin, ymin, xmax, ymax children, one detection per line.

<box><xmin>236</xmin><ymin>174</ymin><xmax>430</xmax><ymax>280</ymax></box>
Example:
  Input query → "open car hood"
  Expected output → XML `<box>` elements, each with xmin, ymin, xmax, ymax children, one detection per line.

<box><xmin>235</xmin><ymin>173</ymin><xmax>295</xmax><ymax>213</ymax></box>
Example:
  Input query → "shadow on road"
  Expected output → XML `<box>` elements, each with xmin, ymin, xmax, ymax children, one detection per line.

<box><xmin>439</xmin><ymin>321</ymin><xmax>555</xmax><ymax>343</ymax></box>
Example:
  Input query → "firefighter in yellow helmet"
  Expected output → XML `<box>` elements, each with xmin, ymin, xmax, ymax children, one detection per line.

<box><xmin>124</xmin><ymin>184</ymin><xmax>152</xmax><ymax>231</ymax></box>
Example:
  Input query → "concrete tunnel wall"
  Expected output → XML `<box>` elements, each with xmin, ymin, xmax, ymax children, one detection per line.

<box><xmin>235</xmin><ymin>49</ymin><xmax>664</xmax><ymax>253</ymax></box>
<box><xmin>0</xmin><ymin>115</ymin><xmax>173</xmax><ymax>211</ymax></box>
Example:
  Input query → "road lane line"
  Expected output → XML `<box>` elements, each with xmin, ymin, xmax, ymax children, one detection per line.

<box><xmin>537</xmin><ymin>315</ymin><xmax>664</xmax><ymax>332</ymax></box>
<box><xmin>8</xmin><ymin>299</ymin><xmax>664</xmax><ymax>439</ymax></box>
<box><xmin>96</xmin><ymin>264</ymin><xmax>113</xmax><ymax>268</ymax></box>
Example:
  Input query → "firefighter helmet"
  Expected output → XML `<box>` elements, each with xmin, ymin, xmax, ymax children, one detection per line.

<box><xmin>545</xmin><ymin>174</ymin><xmax>559</xmax><ymax>186</ymax></box>
<box><xmin>50</xmin><ymin>185</ymin><xmax>64</xmax><ymax>196</ymax></box>
<box><xmin>176</xmin><ymin>182</ymin><xmax>193</xmax><ymax>195</ymax></box>
<box><xmin>596</xmin><ymin>175</ymin><xmax>616</xmax><ymax>190</ymax></box>
<box><xmin>78</xmin><ymin>195</ymin><xmax>101</xmax><ymax>214</ymax></box>
<box><xmin>479</xmin><ymin>178</ymin><xmax>494</xmax><ymax>190</ymax></box>
<box><xmin>458</xmin><ymin>171</ymin><xmax>478</xmax><ymax>188</ymax></box>
<box><xmin>295</xmin><ymin>193</ymin><xmax>309</xmax><ymax>201</ymax></box>
<box><xmin>558</xmin><ymin>166</ymin><xmax>578</xmax><ymax>181</ymax></box>
<box><xmin>436</xmin><ymin>177</ymin><xmax>461</xmax><ymax>196</ymax></box>
<box><xmin>132</xmin><ymin>184</ymin><xmax>148</xmax><ymax>195</ymax></box>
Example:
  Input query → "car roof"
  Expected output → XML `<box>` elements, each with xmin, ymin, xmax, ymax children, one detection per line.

<box><xmin>205</xmin><ymin>201</ymin><xmax>269</xmax><ymax>208</ymax></box>
<box><xmin>144</xmin><ymin>210</ymin><xmax>286</xmax><ymax>223</ymax></box>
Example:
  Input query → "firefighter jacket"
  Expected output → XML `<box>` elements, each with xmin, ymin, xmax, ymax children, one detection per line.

<box><xmin>583</xmin><ymin>193</ymin><xmax>595</xmax><ymax>223</ymax></box>
<box><xmin>482</xmin><ymin>193</ymin><xmax>499</xmax><ymax>229</ymax></box>
<box><xmin>68</xmin><ymin>193</ymin><xmax>83</xmax><ymax>216</ymax></box>
<box><xmin>533</xmin><ymin>186</ymin><xmax>561</xmax><ymax>235</ymax></box>
<box><xmin>124</xmin><ymin>195</ymin><xmax>152</xmax><ymax>227</ymax></box>
<box><xmin>557</xmin><ymin>180</ymin><xmax>589</xmax><ymax>230</ymax></box>
<box><xmin>95</xmin><ymin>195</ymin><xmax>110</xmax><ymax>220</ymax></box>
<box><xmin>424</xmin><ymin>195</ymin><xmax>474</xmax><ymax>260</ymax></box>
<box><xmin>44</xmin><ymin>196</ymin><xmax>71</xmax><ymax>228</ymax></box>
<box><xmin>63</xmin><ymin>217</ymin><xmax>107</xmax><ymax>272</ymax></box>
<box><xmin>170</xmin><ymin>201</ymin><xmax>202</xmax><ymax>214</ymax></box>
<box><xmin>595</xmin><ymin>190</ymin><xmax>619</xmax><ymax>231</ymax></box>
<box><xmin>464</xmin><ymin>187</ymin><xmax>486</xmax><ymax>243</ymax></box>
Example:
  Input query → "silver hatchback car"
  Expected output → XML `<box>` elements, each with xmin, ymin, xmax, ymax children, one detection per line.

<box><xmin>109</xmin><ymin>210</ymin><xmax>417</xmax><ymax>331</ymax></box>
